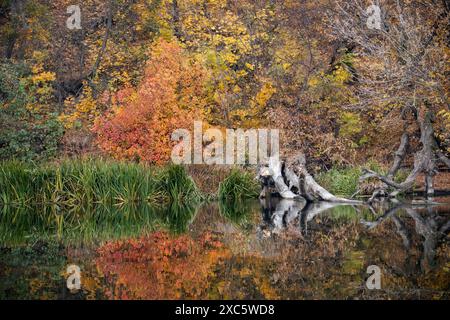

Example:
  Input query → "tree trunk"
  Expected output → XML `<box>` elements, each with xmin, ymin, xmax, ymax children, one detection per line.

<box><xmin>388</xmin><ymin>131</ymin><xmax>409</xmax><ymax>179</ymax></box>
<box><xmin>360</xmin><ymin>109</ymin><xmax>440</xmax><ymax>200</ymax></box>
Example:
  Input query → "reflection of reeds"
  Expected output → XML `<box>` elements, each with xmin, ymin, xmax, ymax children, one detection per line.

<box><xmin>219</xmin><ymin>199</ymin><xmax>259</xmax><ymax>230</ymax></box>
<box><xmin>0</xmin><ymin>199</ymin><xmax>259</xmax><ymax>245</ymax></box>
<box><xmin>218</xmin><ymin>169</ymin><xmax>259</xmax><ymax>201</ymax></box>
<box><xmin>156</xmin><ymin>202</ymin><xmax>198</xmax><ymax>234</ymax></box>
<box><xmin>0</xmin><ymin>202</ymin><xmax>198</xmax><ymax>245</ymax></box>
<box><xmin>0</xmin><ymin>160</ymin><xmax>203</xmax><ymax>206</ymax></box>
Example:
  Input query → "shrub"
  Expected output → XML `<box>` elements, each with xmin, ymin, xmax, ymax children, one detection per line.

<box><xmin>0</xmin><ymin>62</ymin><xmax>63</xmax><ymax>162</ymax></box>
<box><xmin>218</xmin><ymin>168</ymin><xmax>259</xmax><ymax>201</ymax></box>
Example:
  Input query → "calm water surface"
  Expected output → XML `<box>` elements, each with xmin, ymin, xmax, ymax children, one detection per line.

<box><xmin>0</xmin><ymin>196</ymin><xmax>449</xmax><ymax>299</ymax></box>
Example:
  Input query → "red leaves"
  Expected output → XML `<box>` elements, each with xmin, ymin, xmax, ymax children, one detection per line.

<box><xmin>95</xmin><ymin>231</ymin><xmax>229</xmax><ymax>299</ymax></box>
<box><xmin>93</xmin><ymin>38</ymin><xmax>208</xmax><ymax>164</ymax></box>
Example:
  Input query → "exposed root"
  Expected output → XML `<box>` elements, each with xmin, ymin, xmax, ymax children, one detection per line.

<box><xmin>360</xmin><ymin>109</ymin><xmax>441</xmax><ymax>201</ymax></box>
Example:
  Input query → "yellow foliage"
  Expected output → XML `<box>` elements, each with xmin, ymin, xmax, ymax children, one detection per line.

<box><xmin>60</xmin><ymin>84</ymin><xmax>99</xmax><ymax>129</ymax></box>
<box><xmin>332</xmin><ymin>65</ymin><xmax>352</xmax><ymax>85</ymax></box>
<box><xmin>30</xmin><ymin>71</ymin><xmax>56</xmax><ymax>84</ymax></box>
<box><xmin>21</xmin><ymin>51</ymin><xmax>56</xmax><ymax>112</ymax></box>
<box><xmin>245</xmin><ymin>63</ymin><xmax>255</xmax><ymax>71</ymax></box>
<box><xmin>255</xmin><ymin>82</ymin><xmax>276</xmax><ymax>107</ymax></box>
<box><xmin>308</xmin><ymin>76</ymin><xmax>321</xmax><ymax>88</ymax></box>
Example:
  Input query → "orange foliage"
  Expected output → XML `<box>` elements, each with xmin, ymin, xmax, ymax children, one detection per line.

<box><xmin>92</xmin><ymin>38</ymin><xmax>208</xmax><ymax>164</ymax></box>
<box><xmin>96</xmin><ymin>231</ymin><xmax>229</xmax><ymax>299</ymax></box>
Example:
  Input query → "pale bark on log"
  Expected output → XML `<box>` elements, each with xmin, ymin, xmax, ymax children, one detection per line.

<box><xmin>437</xmin><ymin>150</ymin><xmax>450</xmax><ymax>169</ymax></box>
<box><xmin>268</xmin><ymin>156</ymin><xmax>299</xmax><ymax>199</ymax></box>
<box><xmin>286</xmin><ymin>153</ymin><xmax>362</xmax><ymax>203</ymax></box>
<box><xmin>361</xmin><ymin>110</ymin><xmax>438</xmax><ymax>199</ymax></box>
<box><xmin>259</xmin><ymin>153</ymin><xmax>362</xmax><ymax>203</ymax></box>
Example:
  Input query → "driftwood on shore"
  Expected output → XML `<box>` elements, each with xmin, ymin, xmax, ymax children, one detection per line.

<box><xmin>358</xmin><ymin>110</ymin><xmax>450</xmax><ymax>202</ymax></box>
<box><xmin>258</xmin><ymin>152</ymin><xmax>362</xmax><ymax>204</ymax></box>
<box><xmin>260</xmin><ymin>111</ymin><xmax>450</xmax><ymax>204</ymax></box>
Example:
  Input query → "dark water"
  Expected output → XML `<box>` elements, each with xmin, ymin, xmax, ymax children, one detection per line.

<box><xmin>0</xmin><ymin>196</ymin><xmax>449</xmax><ymax>300</ymax></box>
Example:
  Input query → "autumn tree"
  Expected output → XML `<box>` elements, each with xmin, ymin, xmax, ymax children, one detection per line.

<box><xmin>58</xmin><ymin>0</ymin><xmax>162</xmax><ymax>127</ymax></box>
<box><xmin>158</xmin><ymin>0</ymin><xmax>281</xmax><ymax>128</ymax></box>
<box><xmin>331</xmin><ymin>0</ymin><xmax>450</xmax><ymax>198</ymax></box>
<box><xmin>93</xmin><ymin>38</ymin><xmax>208</xmax><ymax>163</ymax></box>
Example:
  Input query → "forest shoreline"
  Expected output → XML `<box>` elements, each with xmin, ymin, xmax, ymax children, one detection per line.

<box><xmin>1</xmin><ymin>158</ymin><xmax>446</xmax><ymax>208</ymax></box>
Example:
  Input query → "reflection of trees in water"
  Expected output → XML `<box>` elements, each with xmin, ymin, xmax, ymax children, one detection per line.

<box><xmin>360</xmin><ymin>203</ymin><xmax>450</xmax><ymax>273</ymax></box>
<box><xmin>1</xmin><ymin>199</ymin><xmax>448</xmax><ymax>299</ymax></box>
<box><xmin>95</xmin><ymin>231</ymin><xmax>231</xmax><ymax>299</ymax></box>
<box><xmin>259</xmin><ymin>198</ymin><xmax>449</xmax><ymax>298</ymax></box>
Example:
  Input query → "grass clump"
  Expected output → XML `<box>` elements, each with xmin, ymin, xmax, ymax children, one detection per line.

<box><xmin>155</xmin><ymin>165</ymin><xmax>203</xmax><ymax>203</ymax></box>
<box><xmin>56</xmin><ymin>159</ymin><xmax>157</xmax><ymax>205</ymax></box>
<box><xmin>218</xmin><ymin>168</ymin><xmax>260</xmax><ymax>201</ymax></box>
<box><xmin>0</xmin><ymin>159</ymin><xmax>204</xmax><ymax>206</ymax></box>
<box><xmin>315</xmin><ymin>161</ymin><xmax>406</xmax><ymax>197</ymax></box>
<box><xmin>315</xmin><ymin>167</ymin><xmax>362</xmax><ymax>197</ymax></box>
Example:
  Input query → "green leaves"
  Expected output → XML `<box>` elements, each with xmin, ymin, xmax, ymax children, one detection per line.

<box><xmin>0</xmin><ymin>62</ymin><xmax>63</xmax><ymax>162</ymax></box>
<box><xmin>218</xmin><ymin>168</ymin><xmax>259</xmax><ymax>201</ymax></box>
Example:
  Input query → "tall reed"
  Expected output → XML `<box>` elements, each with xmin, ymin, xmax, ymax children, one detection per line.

<box><xmin>155</xmin><ymin>164</ymin><xmax>203</xmax><ymax>203</ymax></box>
<box><xmin>218</xmin><ymin>168</ymin><xmax>260</xmax><ymax>201</ymax></box>
<box><xmin>0</xmin><ymin>160</ymin><xmax>203</xmax><ymax>206</ymax></box>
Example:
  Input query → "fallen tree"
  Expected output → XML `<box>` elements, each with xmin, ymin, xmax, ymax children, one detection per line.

<box><xmin>258</xmin><ymin>152</ymin><xmax>362</xmax><ymax>204</ymax></box>
<box><xmin>360</xmin><ymin>108</ymin><xmax>450</xmax><ymax>201</ymax></box>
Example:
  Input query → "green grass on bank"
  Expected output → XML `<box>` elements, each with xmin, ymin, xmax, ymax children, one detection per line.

<box><xmin>218</xmin><ymin>169</ymin><xmax>260</xmax><ymax>201</ymax></box>
<box><xmin>0</xmin><ymin>159</ymin><xmax>203</xmax><ymax>206</ymax></box>
<box><xmin>315</xmin><ymin>162</ymin><xmax>409</xmax><ymax>197</ymax></box>
<box><xmin>315</xmin><ymin>167</ymin><xmax>363</xmax><ymax>197</ymax></box>
<box><xmin>0</xmin><ymin>159</ymin><xmax>262</xmax><ymax>207</ymax></box>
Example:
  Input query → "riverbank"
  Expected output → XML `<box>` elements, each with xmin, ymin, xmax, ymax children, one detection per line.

<box><xmin>0</xmin><ymin>159</ymin><xmax>260</xmax><ymax>207</ymax></box>
<box><xmin>3</xmin><ymin>159</ymin><xmax>449</xmax><ymax>208</ymax></box>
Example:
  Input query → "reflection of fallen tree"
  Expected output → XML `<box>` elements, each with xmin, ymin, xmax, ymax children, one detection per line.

<box><xmin>259</xmin><ymin>197</ymin><xmax>359</xmax><ymax>237</ymax></box>
<box><xmin>360</xmin><ymin>203</ymin><xmax>450</xmax><ymax>272</ymax></box>
<box><xmin>260</xmin><ymin>197</ymin><xmax>449</xmax><ymax>272</ymax></box>
<box><xmin>405</xmin><ymin>207</ymin><xmax>450</xmax><ymax>271</ymax></box>
<box><xmin>255</xmin><ymin>197</ymin><xmax>449</xmax><ymax>298</ymax></box>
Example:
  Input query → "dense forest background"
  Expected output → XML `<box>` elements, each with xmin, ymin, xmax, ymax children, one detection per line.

<box><xmin>0</xmin><ymin>0</ymin><xmax>448</xmax><ymax>174</ymax></box>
